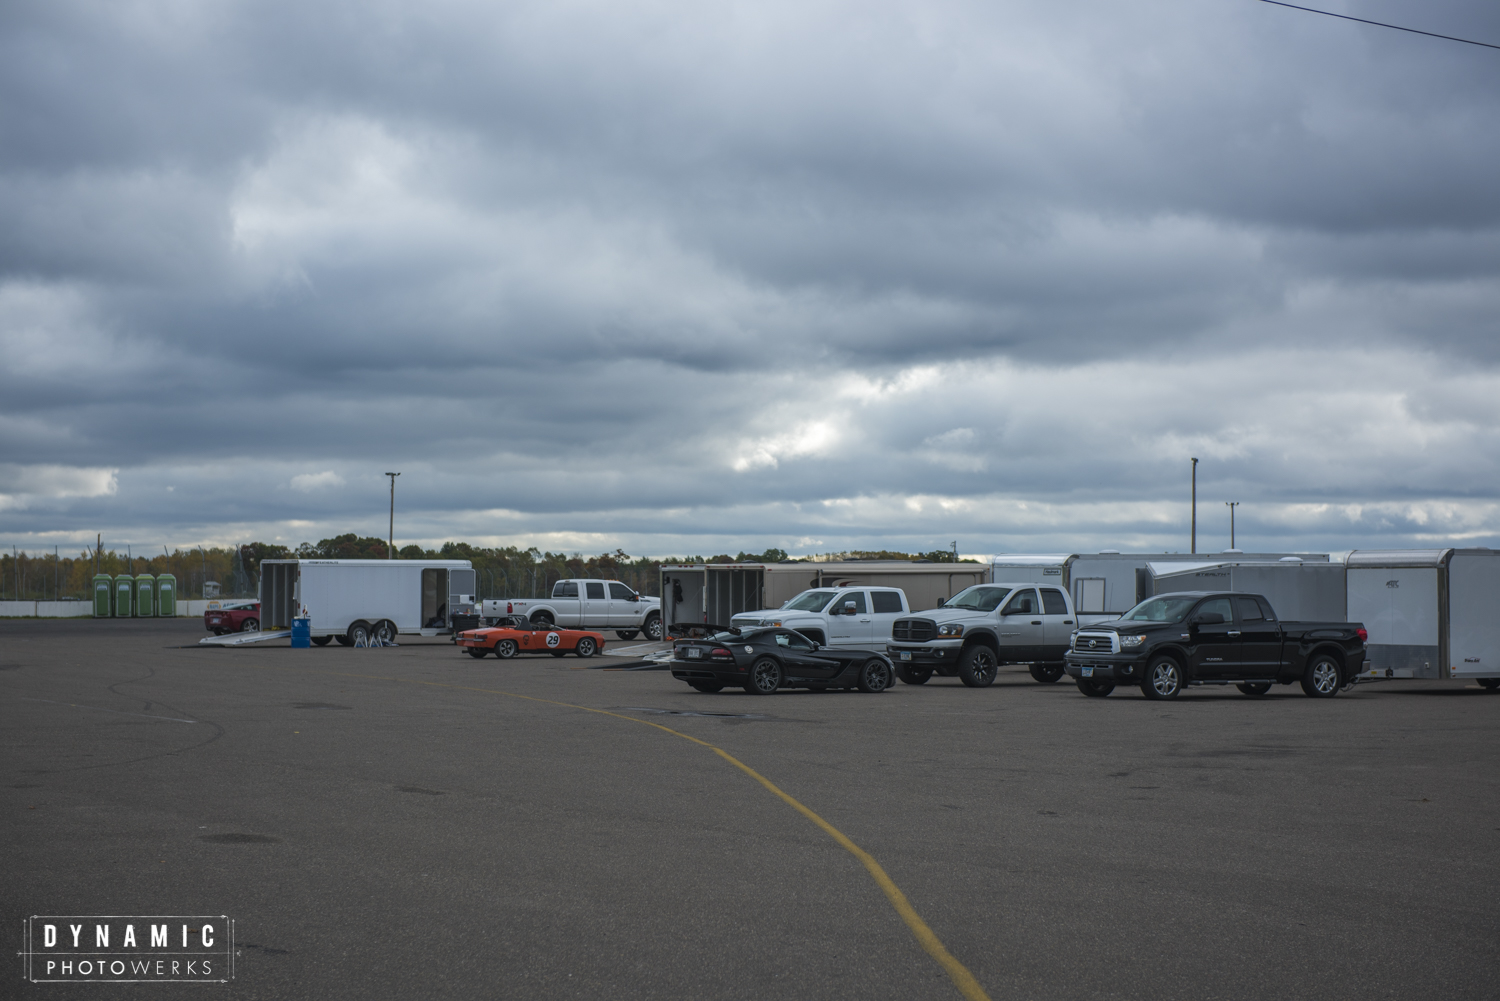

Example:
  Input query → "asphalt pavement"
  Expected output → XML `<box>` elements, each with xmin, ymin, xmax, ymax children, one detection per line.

<box><xmin>3</xmin><ymin>617</ymin><xmax>1498</xmax><ymax>1000</ymax></box>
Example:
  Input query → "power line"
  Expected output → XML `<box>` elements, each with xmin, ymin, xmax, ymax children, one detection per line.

<box><xmin>1257</xmin><ymin>0</ymin><xmax>1500</xmax><ymax>51</ymax></box>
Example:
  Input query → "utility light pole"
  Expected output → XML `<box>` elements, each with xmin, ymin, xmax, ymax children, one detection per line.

<box><xmin>1190</xmin><ymin>458</ymin><xmax>1199</xmax><ymax>554</ymax></box>
<box><xmin>1226</xmin><ymin>501</ymin><xmax>1240</xmax><ymax>549</ymax></box>
<box><xmin>385</xmin><ymin>472</ymin><xmax>400</xmax><ymax>559</ymax></box>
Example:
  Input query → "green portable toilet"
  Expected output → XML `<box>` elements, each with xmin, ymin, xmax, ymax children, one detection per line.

<box><xmin>155</xmin><ymin>574</ymin><xmax>177</xmax><ymax>617</ymax></box>
<box><xmin>93</xmin><ymin>574</ymin><xmax>113</xmax><ymax>617</ymax></box>
<box><xmin>136</xmin><ymin>574</ymin><xmax>156</xmax><ymax>617</ymax></box>
<box><xmin>114</xmin><ymin>575</ymin><xmax>134</xmax><ymax>617</ymax></box>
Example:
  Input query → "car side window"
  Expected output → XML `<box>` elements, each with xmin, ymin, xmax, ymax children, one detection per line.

<box><xmin>775</xmin><ymin>633</ymin><xmax>790</xmax><ymax>647</ymax></box>
<box><xmin>1002</xmin><ymin>589</ymin><xmax>1038</xmax><ymax>615</ymax></box>
<box><xmin>586</xmin><ymin>582</ymin><xmax>605</xmax><ymax>599</ymax></box>
<box><xmin>1041</xmin><ymin>589</ymin><xmax>1068</xmax><ymax>615</ymax></box>
<box><xmin>781</xmin><ymin>631</ymin><xmax>813</xmax><ymax>650</ymax></box>
<box><xmin>1196</xmin><ymin>597</ymin><xmax>1233</xmax><ymax>622</ymax></box>
<box><xmin>871</xmin><ymin>590</ymin><xmax>903</xmax><ymax>613</ymax></box>
<box><xmin>608</xmin><ymin>583</ymin><xmax>634</xmax><ymax>600</ymax></box>
<box><xmin>838</xmin><ymin>592</ymin><xmax>867</xmax><ymax>614</ymax></box>
<box><xmin>1234</xmin><ymin>596</ymin><xmax>1264</xmax><ymax>622</ymax></box>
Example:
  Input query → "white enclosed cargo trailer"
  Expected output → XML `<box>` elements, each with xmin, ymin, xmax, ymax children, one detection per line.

<box><xmin>1148</xmin><ymin>558</ymin><xmax>1347</xmax><ymax>621</ymax></box>
<box><xmin>1346</xmin><ymin>549</ymin><xmax>1500</xmax><ymax>682</ymax></box>
<box><xmin>259</xmin><ymin>559</ymin><xmax>477</xmax><ymax>644</ymax></box>
<box><xmin>659</xmin><ymin>561</ymin><xmax>991</xmax><ymax>631</ymax></box>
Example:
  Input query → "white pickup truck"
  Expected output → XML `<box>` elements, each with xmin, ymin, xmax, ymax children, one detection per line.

<box><xmin>885</xmin><ymin>581</ymin><xmax>1116</xmax><ymax>687</ymax></box>
<box><xmin>728</xmin><ymin>586</ymin><xmax>911</xmax><ymax>649</ymax></box>
<box><xmin>483</xmin><ymin>579</ymin><xmax>663</xmax><ymax>641</ymax></box>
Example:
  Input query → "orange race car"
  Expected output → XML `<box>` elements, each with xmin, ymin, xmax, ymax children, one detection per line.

<box><xmin>457</xmin><ymin>615</ymin><xmax>607</xmax><ymax>660</ymax></box>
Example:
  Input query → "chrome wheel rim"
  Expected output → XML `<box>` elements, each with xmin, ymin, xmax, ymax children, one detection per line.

<box><xmin>243</xmin><ymin>620</ymin><xmax>258</xmax><ymax>632</ymax></box>
<box><xmin>1312</xmin><ymin>662</ymin><xmax>1338</xmax><ymax>694</ymax></box>
<box><xmin>645</xmin><ymin>618</ymin><xmax>661</xmax><ymax>640</ymax></box>
<box><xmin>497</xmin><ymin>640</ymin><xmax>516</xmax><ymax>658</ymax></box>
<box><xmin>578</xmin><ymin>639</ymin><xmax>595</xmax><ymax>657</ymax></box>
<box><xmin>1151</xmin><ymin>663</ymin><xmax>1178</xmax><ymax>696</ymax></box>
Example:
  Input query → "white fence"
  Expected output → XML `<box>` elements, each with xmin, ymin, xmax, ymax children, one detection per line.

<box><xmin>0</xmin><ymin>599</ymin><xmax>216</xmax><ymax>618</ymax></box>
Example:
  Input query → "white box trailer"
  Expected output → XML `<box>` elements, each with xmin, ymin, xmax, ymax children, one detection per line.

<box><xmin>259</xmin><ymin>559</ymin><xmax>477</xmax><ymax>643</ymax></box>
<box><xmin>992</xmin><ymin>551</ymin><xmax>1330</xmax><ymax>617</ymax></box>
<box><xmin>1346</xmin><ymin>549</ymin><xmax>1500</xmax><ymax>681</ymax></box>
<box><xmin>1148</xmin><ymin>559</ymin><xmax>1347</xmax><ymax>621</ymax></box>
<box><xmin>659</xmin><ymin>561</ymin><xmax>991</xmax><ymax>631</ymax></box>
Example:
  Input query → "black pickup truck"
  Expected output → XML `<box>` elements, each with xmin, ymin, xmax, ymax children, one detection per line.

<box><xmin>1063</xmin><ymin>591</ymin><xmax>1368</xmax><ymax>700</ymax></box>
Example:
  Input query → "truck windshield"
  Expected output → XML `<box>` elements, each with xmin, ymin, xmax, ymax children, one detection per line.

<box><xmin>783</xmin><ymin>590</ymin><xmax>836</xmax><ymax>612</ymax></box>
<box><xmin>1120</xmin><ymin>596</ymin><xmax>1199</xmax><ymax>623</ymax></box>
<box><xmin>944</xmin><ymin>586</ymin><xmax>1012</xmax><ymax>612</ymax></box>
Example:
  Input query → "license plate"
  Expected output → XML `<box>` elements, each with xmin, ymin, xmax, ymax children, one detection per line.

<box><xmin>1081</xmin><ymin>666</ymin><xmax>1093</xmax><ymax>677</ymax></box>
<box><xmin>686</xmin><ymin>648</ymin><xmax>702</xmax><ymax>659</ymax></box>
<box><xmin>899</xmin><ymin>652</ymin><xmax>911</xmax><ymax>661</ymax></box>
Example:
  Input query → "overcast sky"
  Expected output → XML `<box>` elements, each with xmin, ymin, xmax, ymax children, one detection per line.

<box><xmin>3</xmin><ymin>0</ymin><xmax>1499</xmax><ymax>560</ymax></box>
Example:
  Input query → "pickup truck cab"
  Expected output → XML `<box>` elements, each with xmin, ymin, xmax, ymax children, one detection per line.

<box><xmin>886</xmin><ymin>582</ymin><xmax>1114</xmax><ymax>687</ymax></box>
<box><xmin>1063</xmin><ymin>591</ymin><xmax>1368</xmax><ymax>700</ymax></box>
<box><xmin>728</xmin><ymin>587</ymin><xmax>910</xmax><ymax>649</ymax></box>
<box><xmin>483</xmin><ymin>579</ymin><xmax>663</xmax><ymax>641</ymax></box>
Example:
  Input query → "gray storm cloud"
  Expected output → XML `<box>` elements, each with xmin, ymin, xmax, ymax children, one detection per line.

<box><xmin>2</xmin><ymin>0</ymin><xmax>1498</xmax><ymax>556</ymax></box>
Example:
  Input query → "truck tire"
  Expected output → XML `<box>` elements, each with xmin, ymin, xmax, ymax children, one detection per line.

<box><xmin>958</xmin><ymin>645</ymin><xmax>998</xmax><ymax>688</ymax></box>
<box><xmin>531</xmin><ymin>612</ymin><xmax>554</xmax><ymax>627</ymax></box>
<box><xmin>575</xmin><ymin>637</ymin><xmax>597</xmax><ymax>658</ymax></box>
<box><xmin>1300</xmin><ymin>655</ymin><xmax>1342</xmax><ymax>698</ymax></box>
<box><xmin>897</xmin><ymin>665</ymin><xmax>932</xmax><ymax>685</ymax></box>
<box><xmin>1237</xmin><ymin>682</ymin><xmax>1272</xmax><ymax>697</ymax></box>
<box><xmin>1029</xmin><ymin>662</ymin><xmax>1065</xmax><ymax>684</ymax></box>
<box><xmin>643</xmin><ymin>614</ymin><xmax>663</xmax><ymax>641</ymax></box>
<box><xmin>857</xmin><ymin>658</ymin><xmax>893</xmax><ymax>693</ymax></box>
<box><xmin>615</xmin><ymin>630</ymin><xmax>638</xmax><ymax>640</ymax></box>
<box><xmin>347</xmin><ymin>620</ymin><xmax>372</xmax><ymax>646</ymax></box>
<box><xmin>744</xmin><ymin>657</ymin><xmax>783</xmax><ymax>695</ymax></box>
<box><xmin>1076</xmin><ymin>678</ymin><xmax>1114</xmax><ymax>697</ymax></box>
<box><xmin>1141</xmin><ymin>656</ymin><xmax>1183</xmax><ymax>700</ymax></box>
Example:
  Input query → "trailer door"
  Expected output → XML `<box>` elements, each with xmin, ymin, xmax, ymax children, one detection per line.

<box><xmin>449</xmin><ymin>568</ymin><xmax>476</xmax><ymax>614</ymax></box>
<box><xmin>1347</xmin><ymin>566</ymin><xmax>1440</xmax><ymax>679</ymax></box>
<box><xmin>1448</xmin><ymin>552</ymin><xmax>1500</xmax><ymax>678</ymax></box>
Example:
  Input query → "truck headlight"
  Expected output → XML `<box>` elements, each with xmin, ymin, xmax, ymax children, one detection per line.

<box><xmin>937</xmin><ymin>624</ymin><xmax>964</xmax><ymax>637</ymax></box>
<box><xmin>1120</xmin><ymin>634</ymin><xmax>1147</xmax><ymax>649</ymax></box>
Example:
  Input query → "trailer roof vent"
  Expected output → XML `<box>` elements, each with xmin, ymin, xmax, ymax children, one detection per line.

<box><xmin>1279</xmin><ymin>556</ymin><xmax>1303</xmax><ymax>562</ymax></box>
<box><xmin>1222</xmin><ymin>549</ymin><xmax>1243</xmax><ymax>554</ymax></box>
<box><xmin>1098</xmin><ymin>550</ymin><xmax>1120</xmax><ymax>555</ymax></box>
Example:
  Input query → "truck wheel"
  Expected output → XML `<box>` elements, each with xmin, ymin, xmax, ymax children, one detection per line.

<box><xmin>958</xmin><ymin>646</ymin><xmax>998</xmax><ymax>688</ymax></box>
<box><xmin>643</xmin><ymin>615</ymin><xmax>663</xmax><ymax>641</ymax></box>
<box><xmin>1300</xmin><ymin>655</ymin><xmax>1342</xmax><ymax>698</ymax></box>
<box><xmin>897</xmin><ymin>665</ymin><xmax>932</xmax><ymax>685</ymax></box>
<box><xmin>1236</xmin><ymin>682</ymin><xmax>1272</xmax><ymax>696</ymax></box>
<box><xmin>857</xmin><ymin>658</ymin><xmax>893</xmax><ymax>693</ymax></box>
<box><xmin>689</xmin><ymin>681</ymin><xmax>724</xmax><ymax>693</ymax></box>
<box><xmin>371</xmin><ymin>620</ymin><xmax>397</xmax><ymax>645</ymax></box>
<box><xmin>744</xmin><ymin>657</ymin><xmax>783</xmax><ymax>695</ymax></box>
<box><xmin>1029</xmin><ymin>662</ymin><xmax>1065</xmax><ymax>684</ymax></box>
<box><xmin>575</xmin><ymin>637</ymin><xmax>597</xmax><ymax>658</ymax></box>
<box><xmin>311</xmin><ymin>636</ymin><xmax>332</xmax><ymax>647</ymax></box>
<box><xmin>1141</xmin><ymin>656</ymin><xmax>1183</xmax><ymax>700</ymax></box>
<box><xmin>530</xmin><ymin>612</ymin><xmax>554</xmax><ymax>627</ymax></box>
<box><xmin>1076</xmin><ymin>678</ymin><xmax>1114</xmax><ymax>697</ymax></box>
<box><xmin>1477</xmin><ymin>678</ymin><xmax>1500</xmax><ymax>691</ymax></box>
<box><xmin>347</xmin><ymin>621</ymin><xmax>372</xmax><ymax>646</ymax></box>
<box><xmin>615</xmin><ymin>630</ymin><xmax>639</xmax><ymax>640</ymax></box>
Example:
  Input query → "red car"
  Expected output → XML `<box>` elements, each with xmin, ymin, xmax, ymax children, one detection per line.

<box><xmin>205</xmin><ymin>600</ymin><xmax>261</xmax><ymax>635</ymax></box>
<box><xmin>458</xmin><ymin>616</ymin><xmax>606</xmax><ymax>659</ymax></box>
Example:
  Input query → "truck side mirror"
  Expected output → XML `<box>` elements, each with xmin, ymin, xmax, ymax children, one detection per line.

<box><xmin>842</xmin><ymin>601</ymin><xmax>857</xmax><ymax>614</ymax></box>
<box><xmin>1193</xmin><ymin>612</ymin><xmax>1225</xmax><ymax>625</ymax></box>
<box><xmin>936</xmin><ymin>597</ymin><xmax>946</xmax><ymax>607</ymax></box>
<box><xmin>630</xmin><ymin>594</ymin><xmax>639</xmax><ymax>602</ymax></box>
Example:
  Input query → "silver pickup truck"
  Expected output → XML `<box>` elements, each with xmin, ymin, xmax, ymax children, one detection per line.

<box><xmin>482</xmin><ymin>578</ymin><xmax>663</xmax><ymax>640</ymax></box>
<box><xmin>886</xmin><ymin>582</ymin><xmax>1115</xmax><ymax>687</ymax></box>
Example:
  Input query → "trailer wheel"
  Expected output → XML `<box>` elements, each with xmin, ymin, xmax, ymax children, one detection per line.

<box><xmin>1076</xmin><ymin>678</ymin><xmax>1114</xmax><ymax>697</ymax></box>
<box><xmin>1237</xmin><ymin>682</ymin><xmax>1272</xmax><ymax>697</ymax></box>
<box><xmin>1141</xmin><ymin>656</ymin><xmax>1183</xmax><ymax>700</ymax></box>
<box><xmin>575</xmin><ymin>637</ymin><xmax>598</xmax><ymax>658</ymax></box>
<box><xmin>897</xmin><ymin>665</ymin><xmax>932</xmax><ymax>685</ymax></box>
<box><xmin>1029</xmin><ymin>662</ymin><xmax>1065</xmax><ymax>684</ymax></box>
<box><xmin>494</xmin><ymin>639</ymin><xmax>518</xmax><ymax>659</ymax></box>
<box><xmin>371</xmin><ymin>620</ymin><xmax>397</xmax><ymax>645</ymax></box>
<box><xmin>615</xmin><ymin>630</ymin><xmax>638</xmax><ymax>640</ymax></box>
<box><xmin>1478</xmin><ymin>678</ymin><xmax>1500</xmax><ymax>691</ymax></box>
<box><xmin>334</xmin><ymin>635</ymin><xmax>353</xmax><ymax>647</ymax></box>
<box><xmin>1301</xmin><ymin>655</ymin><xmax>1342</xmax><ymax>698</ymax></box>
<box><xmin>643</xmin><ymin>614</ymin><xmax>663</xmax><ymax>641</ymax></box>
<box><xmin>311</xmin><ymin>636</ymin><xmax>332</xmax><ymax>647</ymax></box>
<box><xmin>347</xmin><ymin>621</ymin><xmax>372</xmax><ymax>646</ymax></box>
<box><xmin>958</xmin><ymin>645</ymin><xmax>998</xmax><ymax>688</ymax></box>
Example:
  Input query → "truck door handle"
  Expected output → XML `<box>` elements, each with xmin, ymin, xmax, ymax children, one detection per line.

<box><xmin>1031</xmin><ymin>620</ymin><xmax>1042</xmax><ymax>625</ymax></box>
<box><xmin>1227</xmin><ymin>630</ymin><xmax>1241</xmax><ymax>636</ymax></box>
<box><xmin>1063</xmin><ymin>620</ymin><xmax>1073</xmax><ymax>625</ymax></box>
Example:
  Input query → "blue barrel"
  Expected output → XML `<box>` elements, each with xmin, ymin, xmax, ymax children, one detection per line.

<box><xmin>291</xmin><ymin>618</ymin><xmax>311</xmax><ymax>649</ymax></box>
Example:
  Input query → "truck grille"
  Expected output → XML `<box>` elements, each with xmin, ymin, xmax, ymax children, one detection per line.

<box><xmin>893</xmin><ymin>618</ymin><xmax>935</xmax><ymax>642</ymax></box>
<box><xmin>1073</xmin><ymin>632</ymin><xmax>1117</xmax><ymax>654</ymax></box>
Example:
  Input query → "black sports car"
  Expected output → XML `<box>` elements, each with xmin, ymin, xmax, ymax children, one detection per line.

<box><xmin>670</xmin><ymin>625</ymin><xmax>894</xmax><ymax>695</ymax></box>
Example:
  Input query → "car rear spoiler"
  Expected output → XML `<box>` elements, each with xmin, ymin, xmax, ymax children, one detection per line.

<box><xmin>667</xmin><ymin>623</ymin><xmax>741</xmax><ymax>638</ymax></box>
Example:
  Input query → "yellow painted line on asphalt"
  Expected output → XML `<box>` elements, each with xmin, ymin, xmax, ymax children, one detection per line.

<box><xmin>319</xmin><ymin>668</ymin><xmax>993</xmax><ymax>1001</ymax></box>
